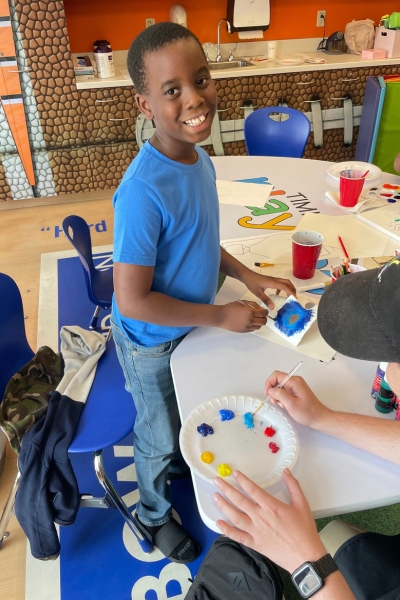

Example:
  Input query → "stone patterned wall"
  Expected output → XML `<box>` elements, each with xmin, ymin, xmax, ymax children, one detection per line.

<box><xmin>0</xmin><ymin>162</ymin><xmax>13</xmax><ymax>201</ymax></box>
<box><xmin>0</xmin><ymin>0</ymin><xmax>399</xmax><ymax>203</ymax></box>
<box><xmin>71</xmin><ymin>64</ymin><xmax>400</xmax><ymax>190</ymax></box>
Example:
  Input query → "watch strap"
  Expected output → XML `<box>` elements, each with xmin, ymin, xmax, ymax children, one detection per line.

<box><xmin>311</xmin><ymin>554</ymin><xmax>339</xmax><ymax>580</ymax></box>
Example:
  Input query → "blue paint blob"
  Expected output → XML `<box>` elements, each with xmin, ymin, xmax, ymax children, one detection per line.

<box><xmin>316</xmin><ymin>259</ymin><xmax>329</xmax><ymax>269</ymax></box>
<box><xmin>275</xmin><ymin>298</ymin><xmax>314</xmax><ymax>337</ymax></box>
<box><xmin>243</xmin><ymin>412</ymin><xmax>254</xmax><ymax>429</ymax></box>
<box><xmin>219</xmin><ymin>409</ymin><xmax>235</xmax><ymax>421</ymax></box>
<box><xmin>388</xmin><ymin>199</ymin><xmax>397</xmax><ymax>203</ymax></box>
<box><xmin>236</xmin><ymin>177</ymin><xmax>271</xmax><ymax>185</ymax></box>
<box><xmin>197</xmin><ymin>423</ymin><xmax>214</xmax><ymax>437</ymax></box>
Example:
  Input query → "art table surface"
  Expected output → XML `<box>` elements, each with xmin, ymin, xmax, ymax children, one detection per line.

<box><xmin>171</xmin><ymin>156</ymin><xmax>400</xmax><ymax>532</ymax></box>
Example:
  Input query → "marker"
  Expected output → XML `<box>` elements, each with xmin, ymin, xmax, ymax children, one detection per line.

<box><xmin>338</xmin><ymin>236</ymin><xmax>350</xmax><ymax>272</ymax></box>
<box><xmin>254</xmin><ymin>262</ymin><xmax>274</xmax><ymax>267</ymax></box>
<box><xmin>297</xmin><ymin>281</ymin><xmax>332</xmax><ymax>293</ymax></box>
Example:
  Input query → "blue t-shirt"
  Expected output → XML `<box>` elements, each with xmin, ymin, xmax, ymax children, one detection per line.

<box><xmin>112</xmin><ymin>142</ymin><xmax>220</xmax><ymax>347</ymax></box>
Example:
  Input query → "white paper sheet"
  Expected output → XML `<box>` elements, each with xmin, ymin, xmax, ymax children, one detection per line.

<box><xmin>217</xmin><ymin>180</ymin><xmax>273</xmax><ymax>207</ymax></box>
<box><xmin>357</xmin><ymin>203</ymin><xmax>400</xmax><ymax>244</ymax></box>
<box><xmin>293</xmin><ymin>213</ymin><xmax>398</xmax><ymax>258</ymax></box>
<box><xmin>242</xmin><ymin>291</ymin><xmax>336</xmax><ymax>363</ymax></box>
<box><xmin>221</xmin><ymin>232</ymin><xmax>341</xmax><ymax>273</ymax></box>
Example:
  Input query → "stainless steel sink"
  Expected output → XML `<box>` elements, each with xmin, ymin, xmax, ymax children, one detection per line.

<box><xmin>208</xmin><ymin>59</ymin><xmax>253</xmax><ymax>70</ymax></box>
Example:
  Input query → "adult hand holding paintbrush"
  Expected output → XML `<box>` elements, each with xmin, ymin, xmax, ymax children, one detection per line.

<box><xmin>253</xmin><ymin>361</ymin><xmax>303</xmax><ymax>415</ymax></box>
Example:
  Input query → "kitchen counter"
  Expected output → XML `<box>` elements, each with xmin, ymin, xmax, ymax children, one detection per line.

<box><xmin>75</xmin><ymin>50</ymin><xmax>400</xmax><ymax>90</ymax></box>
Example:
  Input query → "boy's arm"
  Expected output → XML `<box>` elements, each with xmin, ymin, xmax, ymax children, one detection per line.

<box><xmin>220</xmin><ymin>246</ymin><xmax>296</xmax><ymax>309</ymax></box>
<box><xmin>113</xmin><ymin>262</ymin><xmax>268</xmax><ymax>333</ymax></box>
<box><xmin>394</xmin><ymin>152</ymin><xmax>400</xmax><ymax>173</ymax></box>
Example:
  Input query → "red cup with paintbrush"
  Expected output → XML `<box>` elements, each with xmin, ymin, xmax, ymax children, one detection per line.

<box><xmin>339</xmin><ymin>169</ymin><xmax>367</xmax><ymax>207</ymax></box>
<box><xmin>292</xmin><ymin>230</ymin><xmax>324</xmax><ymax>280</ymax></box>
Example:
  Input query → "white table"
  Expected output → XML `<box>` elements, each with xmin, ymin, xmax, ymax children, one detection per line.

<box><xmin>171</xmin><ymin>156</ymin><xmax>400</xmax><ymax>532</ymax></box>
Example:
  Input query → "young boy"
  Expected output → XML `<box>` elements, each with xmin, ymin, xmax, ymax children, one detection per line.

<box><xmin>111</xmin><ymin>22</ymin><xmax>295</xmax><ymax>564</ymax></box>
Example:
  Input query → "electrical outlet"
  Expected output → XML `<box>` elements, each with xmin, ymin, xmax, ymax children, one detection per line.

<box><xmin>316</xmin><ymin>10</ymin><xmax>326</xmax><ymax>27</ymax></box>
<box><xmin>145</xmin><ymin>18</ymin><xmax>155</xmax><ymax>28</ymax></box>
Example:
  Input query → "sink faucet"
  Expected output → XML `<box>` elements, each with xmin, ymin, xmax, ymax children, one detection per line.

<box><xmin>216</xmin><ymin>18</ymin><xmax>231</xmax><ymax>62</ymax></box>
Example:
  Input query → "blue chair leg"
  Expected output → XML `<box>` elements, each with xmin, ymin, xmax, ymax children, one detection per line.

<box><xmin>93</xmin><ymin>450</ymin><xmax>154</xmax><ymax>554</ymax></box>
<box><xmin>0</xmin><ymin>470</ymin><xmax>21</xmax><ymax>549</ymax></box>
<box><xmin>89</xmin><ymin>306</ymin><xmax>101</xmax><ymax>330</ymax></box>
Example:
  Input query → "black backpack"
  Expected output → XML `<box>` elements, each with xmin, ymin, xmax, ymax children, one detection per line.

<box><xmin>185</xmin><ymin>536</ymin><xmax>284</xmax><ymax>600</ymax></box>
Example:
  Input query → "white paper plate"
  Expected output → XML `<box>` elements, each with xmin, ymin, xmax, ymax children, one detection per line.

<box><xmin>275</xmin><ymin>57</ymin><xmax>304</xmax><ymax>65</ymax></box>
<box><xmin>326</xmin><ymin>161</ymin><xmax>382</xmax><ymax>190</ymax></box>
<box><xmin>180</xmin><ymin>395</ymin><xmax>299</xmax><ymax>488</ymax></box>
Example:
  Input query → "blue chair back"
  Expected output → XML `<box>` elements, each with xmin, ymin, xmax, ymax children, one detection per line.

<box><xmin>0</xmin><ymin>273</ymin><xmax>34</xmax><ymax>398</ymax></box>
<box><xmin>62</xmin><ymin>215</ymin><xmax>113</xmax><ymax>308</ymax></box>
<box><xmin>63</xmin><ymin>215</ymin><xmax>95</xmax><ymax>289</ymax></box>
<box><xmin>244</xmin><ymin>107</ymin><xmax>311</xmax><ymax>158</ymax></box>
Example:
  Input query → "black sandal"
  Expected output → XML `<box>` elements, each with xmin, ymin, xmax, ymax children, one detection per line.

<box><xmin>134</xmin><ymin>515</ymin><xmax>201</xmax><ymax>563</ymax></box>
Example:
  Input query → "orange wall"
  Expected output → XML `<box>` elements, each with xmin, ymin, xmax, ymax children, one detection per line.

<box><xmin>64</xmin><ymin>0</ymin><xmax>397</xmax><ymax>53</ymax></box>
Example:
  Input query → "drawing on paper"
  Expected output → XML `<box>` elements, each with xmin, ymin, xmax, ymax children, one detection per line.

<box><xmin>221</xmin><ymin>233</ymin><xmax>332</xmax><ymax>271</ymax></box>
<box><xmin>266</xmin><ymin>295</ymin><xmax>317</xmax><ymax>346</ymax></box>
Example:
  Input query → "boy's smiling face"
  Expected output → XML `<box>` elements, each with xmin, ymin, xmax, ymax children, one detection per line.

<box><xmin>135</xmin><ymin>38</ymin><xmax>217</xmax><ymax>164</ymax></box>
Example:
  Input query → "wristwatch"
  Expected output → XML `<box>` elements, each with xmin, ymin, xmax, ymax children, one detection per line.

<box><xmin>291</xmin><ymin>554</ymin><xmax>339</xmax><ymax>598</ymax></box>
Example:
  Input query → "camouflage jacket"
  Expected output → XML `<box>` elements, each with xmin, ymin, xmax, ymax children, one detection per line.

<box><xmin>0</xmin><ymin>346</ymin><xmax>63</xmax><ymax>454</ymax></box>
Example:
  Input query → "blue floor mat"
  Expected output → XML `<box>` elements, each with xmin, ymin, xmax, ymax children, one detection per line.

<box><xmin>58</xmin><ymin>253</ymin><xmax>218</xmax><ymax>599</ymax></box>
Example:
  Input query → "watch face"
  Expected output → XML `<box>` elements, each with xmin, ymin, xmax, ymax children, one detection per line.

<box><xmin>293</xmin><ymin>564</ymin><xmax>322</xmax><ymax>598</ymax></box>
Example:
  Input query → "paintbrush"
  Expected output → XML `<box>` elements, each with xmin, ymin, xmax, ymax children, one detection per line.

<box><xmin>297</xmin><ymin>281</ymin><xmax>332</xmax><ymax>293</ymax></box>
<box><xmin>237</xmin><ymin>299</ymin><xmax>276</xmax><ymax>320</ymax></box>
<box><xmin>252</xmin><ymin>360</ymin><xmax>303</xmax><ymax>416</ymax></box>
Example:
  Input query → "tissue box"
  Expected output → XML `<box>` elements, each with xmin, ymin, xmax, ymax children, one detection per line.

<box><xmin>361</xmin><ymin>48</ymin><xmax>387</xmax><ymax>59</ymax></box>
<box><xmin>374</xmin><ymin>27</ymin><xmax>400</xmax><ymax>58</ymax></box>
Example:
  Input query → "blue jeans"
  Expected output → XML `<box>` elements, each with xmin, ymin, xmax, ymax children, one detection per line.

<box><xmin>111</xmin><ymin>320</ymin><xmax>186</xmax><ymax>526</ymax></box>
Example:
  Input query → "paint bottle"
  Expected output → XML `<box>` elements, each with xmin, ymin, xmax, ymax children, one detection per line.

<box><xmin>93</xmin><ymin>39</ymin><xmax>111</xmax><ymax>51</ymax></box>
<box><xmin>395</xmin><ymin>402</ymin><xmax>400</xmax><ymax>421</ymax></box>
<box><xmin>94</xmin><ymin>44</ymin><xmax>115</xmax><ymax>78</ymax></box>
<box><xmin>394</xmin><ymin>395</ymin><xmax>400</xmax><ymax>419</ymax></box>
<box><xmin>375</xmin><ymin>375</ymin><xmax>396</xmax><ymax>414</ymax></box>
<box><xmin>371</xmin><ymin>362</ymin><xmax>388</xmax><ymax>400</ymax></box>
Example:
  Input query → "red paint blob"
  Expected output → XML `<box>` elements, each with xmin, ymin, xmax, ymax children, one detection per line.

<box><xmin>269</xmin><ymin>442</ymin><xmax>280</xmax><ymax>453</ymax></box>
<box><xmin>264</xmin><ymin>426</ymin><xmax>276</xmax><ymax>437</ymax></box>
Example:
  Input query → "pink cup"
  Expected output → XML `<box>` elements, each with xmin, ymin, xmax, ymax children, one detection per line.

<box><xmin>339</xmin><ymin>170</ymin><xmax>365</xmax><ymax>207</ymax></box>
<box><xmin>292</xmin><ymin>231</ymin><xmax>324</xmax><ymax>280</ymax></box>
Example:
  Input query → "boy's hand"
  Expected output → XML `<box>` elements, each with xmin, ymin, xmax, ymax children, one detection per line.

<box><xmin>213</xmin><ymin>469</ymin><xmax>327</xmax><ymax>574</ymax></box>
<box><xmin>241</xmin><ymin>271</ymin><xmax>296</xmax><ymax>309</ymax></box>
<box><xmin>218</xmin><ymin>300</ymin><xmax>268</xmax><ymax>332</ymax></box>
<box><xmin>265</xmin><ymin>371</ymin><xmax>331</xmax><ymax>429</ymax></box>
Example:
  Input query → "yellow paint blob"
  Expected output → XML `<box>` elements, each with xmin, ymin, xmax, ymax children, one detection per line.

<box><xmin>217</xmin><ymin>463</ymin><xmax>232</xmax><ymax>477</ymax></box>
<box><xmin>201</xmin><ymin>452</ymin><xmax>214</xmax><ymax>464</ymax></box>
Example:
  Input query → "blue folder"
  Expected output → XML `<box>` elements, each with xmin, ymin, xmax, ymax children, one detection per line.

<box><xmin>355</xmin><ymin>76</ymin><xmax>386</xmax><ymax>162</ymax></box>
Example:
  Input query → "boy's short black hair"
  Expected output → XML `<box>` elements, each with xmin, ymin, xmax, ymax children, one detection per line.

<box><xmin>127</xmin><ymin>22</ymin><xmax>204</xmax><ymax>94</ymax></box>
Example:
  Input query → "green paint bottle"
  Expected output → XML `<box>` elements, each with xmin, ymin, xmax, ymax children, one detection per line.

<box><xmin>375</xmin><ymin>376</ymin><xmax>395</xmax><ymax>414</ymax></box>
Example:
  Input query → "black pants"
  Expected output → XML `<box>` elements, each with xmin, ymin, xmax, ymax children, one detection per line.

<box><xmin>335</xmin><ymin>532</ymin><xmax>400</xmax><ymax>600</ymax></box>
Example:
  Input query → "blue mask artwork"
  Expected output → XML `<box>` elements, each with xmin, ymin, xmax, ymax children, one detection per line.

<box><xmin>275</xmin><ymin>298</ymin><xmax>314</xmax><ymax>337</ymax></box>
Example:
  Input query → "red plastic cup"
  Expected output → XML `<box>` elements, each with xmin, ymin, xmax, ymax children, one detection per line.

<box><xmin>339</xmin><ymin>170</ymin><xmax>365</xmax><ymax>207</ymax></box>
<box><xmin>292</xmin><ymin>230</ymin><xmax>324</xmax><ymax>280</ymax></box>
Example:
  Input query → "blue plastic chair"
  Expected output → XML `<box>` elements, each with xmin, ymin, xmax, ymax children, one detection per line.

<box><xmin>62</xmin><ymin>215</ymin><xmax>114</xmax><ymax>330</ymax></box>
<box><xmin>244</xmin><ymin>106</ymin><xmax>311</xmax><ymax>158</ymax></box>
<box><xmin>0</xmin><ymin>273</ymin><xmax>34</xmax><ymax>548</ymax></box>
<box><xmin>0</xmin><ymin>273</ymin><xmax>152</xmax><ymax>555</ymax></box>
